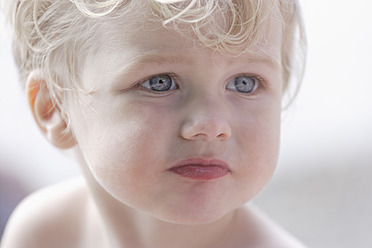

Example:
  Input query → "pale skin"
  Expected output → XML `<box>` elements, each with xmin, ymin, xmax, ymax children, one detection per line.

<box><xmin>1</xmin><ymin>1</ymin><xmax>306</xmax><ymax>248</ymax></box>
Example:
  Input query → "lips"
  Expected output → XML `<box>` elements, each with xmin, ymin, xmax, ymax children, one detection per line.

<box><xmin>169</xmin><ymin>158</ymin><xmax>231</xmax><ymax>180</ymax></box>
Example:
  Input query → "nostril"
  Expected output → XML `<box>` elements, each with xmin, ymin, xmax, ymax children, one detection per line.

<box><xmin>180</xmin><ymin>120</ymin><xmax>232</xmax><ymax>141</ymax></box>
<box><xmin>217</xmin><ymin>129</ymin><xmax>231</xmax><ymax>140</ymax></box>
<box><xmin>217</xmin><ymin>133</ymin><xmax>226</xmax><ymax>139</ymax></box>
<box><xmin>191</xmin><ymin>133</ymin><xmax>209</xmax><ymax>140</ymax></box>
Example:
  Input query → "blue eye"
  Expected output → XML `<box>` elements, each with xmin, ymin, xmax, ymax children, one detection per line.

<box><xmin>226</xmin><ymin>75</ymin><xmax>258</xmax><ymax>94</ymax></box>
<box><xmin>141</xmin><ymin>74</ymin><xmax>177</xmax><ymax>92</ymax></box>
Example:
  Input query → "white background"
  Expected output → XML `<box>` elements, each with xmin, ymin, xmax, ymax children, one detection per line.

<box><xmin>1</xmin><ymin>0</ymin><xmax>372</xmax><ymax>247</ymax></box>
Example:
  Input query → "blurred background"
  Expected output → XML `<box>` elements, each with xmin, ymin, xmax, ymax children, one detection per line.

<box><xmin>0</xmin><ymin>0</ymin><xmax>371</xmax><ymax>247</ymax></box>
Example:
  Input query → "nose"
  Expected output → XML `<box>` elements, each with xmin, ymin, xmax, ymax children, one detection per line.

<box><xmin>180</xmin><ymin>97</ymin><xmax>232</xmax><ymax>142</ymax></box>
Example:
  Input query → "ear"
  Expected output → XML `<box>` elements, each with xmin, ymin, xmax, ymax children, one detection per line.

<box><xmin>26</xmin><ymin>70</ymin><xmax>76</xmax><ymax>149</ymax></box>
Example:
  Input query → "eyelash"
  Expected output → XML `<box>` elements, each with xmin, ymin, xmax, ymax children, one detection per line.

<box><xmin>134</xmin><ymin>73</ymin><xmax>179</xmax><ymax>94</ymax></box>
<box><xmin>226</xmin><ymin>74</ymin><xmax>265</xmax><ymax>93</ymax></box>
<box><xmin>133</xmin><ymin>73</ymin><xmax>266</xmax><ymax>94</ymax></box>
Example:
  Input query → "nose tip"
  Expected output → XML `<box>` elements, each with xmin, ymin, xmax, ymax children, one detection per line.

<box><xmin>180</xmin><ymin>114</ymin><xmax>232</xmax><ymax>142</ymax></box>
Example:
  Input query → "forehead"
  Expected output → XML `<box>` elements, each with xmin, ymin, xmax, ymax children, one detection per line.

<box><xmin>81</xmin><ymin>0</ymin><xmax>283</xmax><ymax>87</ymax></box>
<box><xmin>92</xmin><ymin>0</ymin><xmax>283</xmax><ymax>53</ymax></box>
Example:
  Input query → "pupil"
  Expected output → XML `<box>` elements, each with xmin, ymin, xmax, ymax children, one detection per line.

<box><xmin>150</xmin><ymin>75</ymin><xmax>172</xmax><ymax>91</ymax></box>
<box><xmin>235</xmin><ymin>76</ymin><xmax>254</xmax><ymax>93</ymax></box>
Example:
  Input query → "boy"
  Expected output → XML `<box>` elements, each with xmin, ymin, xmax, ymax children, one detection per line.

<box><xmin>1</xmin><ymin>0</ymin><xmax>307</xmax><ymax>247</ymax></box>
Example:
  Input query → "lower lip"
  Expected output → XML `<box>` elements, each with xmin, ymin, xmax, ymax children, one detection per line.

<box><xmin>170</xmin><ymin>165</ymin><xmax>230</xmax><ymax>180</ymax></box>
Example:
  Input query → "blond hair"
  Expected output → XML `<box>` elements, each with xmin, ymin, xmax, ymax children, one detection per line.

<box><xmin>2</xmin><ymin>0</ymin><xmax>306</xmax><ymax>111</ymax></box>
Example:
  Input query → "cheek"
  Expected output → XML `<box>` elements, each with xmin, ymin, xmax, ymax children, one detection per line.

<box><xmin>68</xmin><ymin>101</ymin><xmax>173</xmax><ymax>197</ymax></box>
<box><xmin>232</xmin><ymin>96</ymin><xmax>281</xmax><ymax>199</ymax></box>
<box><xmin>234</xmin><ymin>93</ymin><xmax>281</xmax><ymax>155</ymax></box>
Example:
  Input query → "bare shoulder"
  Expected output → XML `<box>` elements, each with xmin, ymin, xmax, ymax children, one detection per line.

<box><xmin>235</xmin><ymin>204</ymin><xmax>307</xmax><ymax>248</ymax></box>
<box><xmin>1</xmin><ymin>177</ymin><xmax>88</xmax><ymax>248</ymax></box>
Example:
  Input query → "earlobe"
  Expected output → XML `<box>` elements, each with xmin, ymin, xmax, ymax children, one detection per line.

<box><xmin>26</xmin><ymin>70</ymin><xmax>76</xmax><ymax>149</ymax></box>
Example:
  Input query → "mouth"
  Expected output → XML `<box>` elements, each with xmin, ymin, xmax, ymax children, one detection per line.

<box><xmin>169</xmin><ymin>158</ymin><xmax>231</xmax><ymax>181</ymax></box>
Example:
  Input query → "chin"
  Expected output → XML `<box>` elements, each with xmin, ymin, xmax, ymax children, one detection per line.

<box><xmin>152</xmin><ymin>200</ymin><xmax>237</xmax><ymax>225</ymax></box>
<box><xmin>157</xmin><ymin>212</ymin><xmax>229</xmax><ymax>225</ymax></box>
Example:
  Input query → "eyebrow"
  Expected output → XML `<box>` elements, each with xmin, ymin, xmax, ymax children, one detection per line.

<box><xmin>126</xmin><ymin>51</ymin><xmax>279</xmax><ymax>67</ymax></box>
<box><xmin>226</xmin><ymin>52</ymin><xmax>281</xmax><ymax>71</ymax></box>
<box><xmin>111</xmin><ymin>50</ymin><xmax>281</xmax><ymax>86</ymax></box>
<box><xmin>113</xmin><ymin>52</ymin><xmax>193</xmax><ymax>76</ymax></box>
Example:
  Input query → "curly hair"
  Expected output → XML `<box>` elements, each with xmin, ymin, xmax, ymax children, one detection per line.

<box><xmin>2</xmin><ymin>0</ymin><xmax>306</xmax><ymax>112</ymax></box>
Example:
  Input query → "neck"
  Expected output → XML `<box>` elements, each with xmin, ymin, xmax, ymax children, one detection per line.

<box><xmin>87</xmin><ymin>181</ymin><xmax>237</xmax><ymax>248</ymax></box>
<box><xmin>102</xmin><ymin>207</ymin><xmax>236</xmax><ymax>248</ymax></box>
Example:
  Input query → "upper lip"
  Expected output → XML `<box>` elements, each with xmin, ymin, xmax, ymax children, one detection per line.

<box><xmin>169</xmin><ymin>157</ymin><xmax>231</xmax><ymax>172</ymax></box>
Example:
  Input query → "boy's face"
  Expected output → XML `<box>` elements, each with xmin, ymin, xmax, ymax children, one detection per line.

<box><xmin>67</xmin><ymin>3</ymin><xmax>283</xmax><ymax>224</ymax></box>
